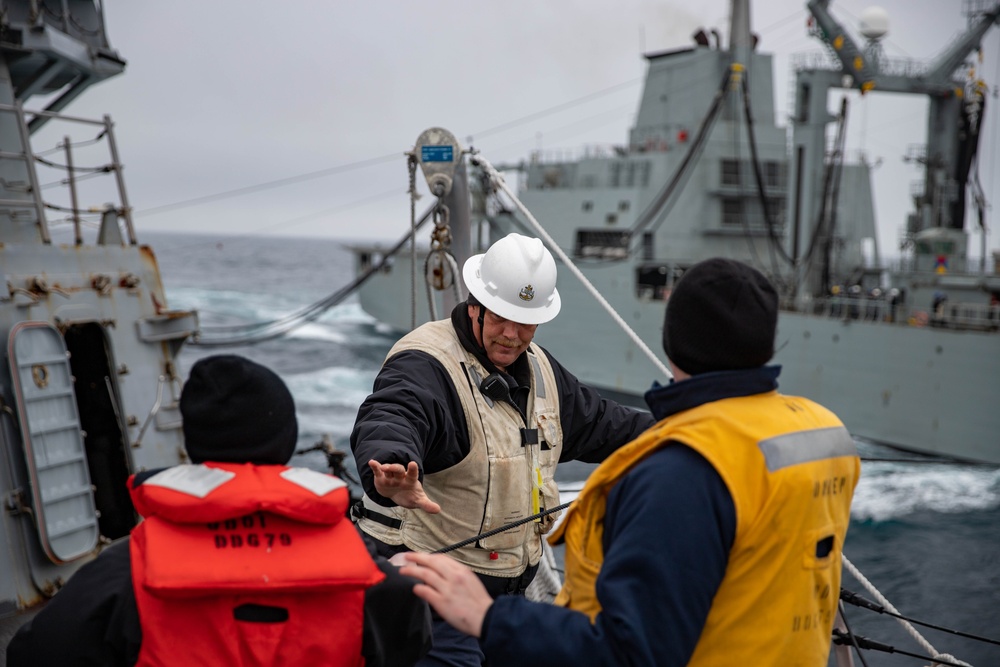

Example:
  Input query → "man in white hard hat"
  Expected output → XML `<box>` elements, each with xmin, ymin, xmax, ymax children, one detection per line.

<box><xmin>351</xmin><ymin>232</ymin><xmax>654</xmax><ymax>666</ymax></box>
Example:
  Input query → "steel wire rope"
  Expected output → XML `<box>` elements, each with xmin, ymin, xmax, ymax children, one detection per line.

<box><xmin>835</xmin><ymin>601</ymin><xmax>872</xmax><ymax>667</ymax></box>
<box><xmin>788</xmin><ymin>98</ymin><xmax>850</xmax><ymax>293</ymax></box>
<box><xmin>434</xmin><ymin>502</ymin><xmax>572</xmax><ymax>554</ymax></box>
<box><xmin>469</xmin><ymin>78</ymin><xmax>642</xmax><ymax>142</ymax></box>
<box><xmin>135</xmin><ymin>153</ymin><xmax>403</xmax><ymax>218</ymax></box>
<box><xmin>840</xmin><ymin>555</ymin><xmax>953</xmax><ymax>662</ymax></box>
<box><xmin>728</xmin><ymin>67</ymin><xmax>772</xmax><ymax>284</ymax></box>
<box><xmin>134</xmin><ymin>80</ymin><xmax>644</xmax><ymax>221</ymax></box>
<box><xmin>840</xmin><ymin>589</ymin><xmax>1000</xmax><ymax>647</ymax></box>
<box><xmin>33</xmin><ymin>154</ymin><xmax>110</xmax><ymax>172</ymax></box>
<box><xmin>623</xmin><ymin>64</ymin><xmax>735</xmax><ymax>252</ymax></box>
<box><xmin>474</xmin><ymin>153</ymin><xmax>672</xmax><ymax>381</ymax></box>
<box><xmin>39</xmin><ymin>169</ymin><xmax>109</xmax><ymax>189</ymax></box>
<box><xmin>738</xmin><ymin>73</ymin><xmax>793</xmax><ymax>280</ymax></box>
<box><xmin>988</xmin><ymin>38</ymin><xmax>1000</xmax><ymax>229</ymax></box>
<box><xmin>486</xmin><ymin>104</ymin><xmax>636</xmax><ymax>162</ymax></box>
<box><xmin>189</xmin><ymin>204</ymin><xmax>436</xmax><ymax>346</ymax></box>
<box><xmin>819</xmin><ymin>98</ymin><xmax>851</xmax><ymax>295</ymax></box>
<box><xmin>831</xmin><ymin>633</ymin><xmax>971</xmax><ymax>667</ymax></box>
<box><xmin>35</xmin><ymin>133</ymin><xmax>106</xmax><ymax>157</ymax></box>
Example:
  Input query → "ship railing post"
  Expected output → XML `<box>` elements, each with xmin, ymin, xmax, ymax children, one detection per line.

<box><xmin>62</xmin><ymin>135</ymin><xmax>83</xmax><ymax>245</ymax></box>
<box><xmin>14</xmin><ymin>101</ymin><xmax>51</xmax><ymax>244</ymax></box>
<box><xmin>103</xmin><ymin>114</ymin><xmax>136</xmax><ymax>245</ymax></box>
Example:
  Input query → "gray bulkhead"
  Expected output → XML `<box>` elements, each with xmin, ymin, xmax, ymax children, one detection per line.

<box><xmin>0</xmin><ymin>0</ymin><xmax>197</xmax><ymax>640</ymax></box>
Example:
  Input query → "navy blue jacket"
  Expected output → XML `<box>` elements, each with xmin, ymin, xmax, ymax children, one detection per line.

<box><xmin>478</xmin><ymin>366</ymin><xmax>781</xmax><ymax>666</ymax></box>
<box><xmin>351</xmin><ymin>304</ymin><xmax>655</xmax><ymax>506</ymax></box>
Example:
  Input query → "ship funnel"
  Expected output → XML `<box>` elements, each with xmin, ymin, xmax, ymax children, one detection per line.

<box><xmin>728</xmin><ymin>0</ymin><xmax>752</xmax><ymax>58</ymax></box>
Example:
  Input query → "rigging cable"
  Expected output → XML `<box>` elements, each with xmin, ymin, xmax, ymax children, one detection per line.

<box><xmin>841</xmin><ymin>555</ymin><xmax>972</xmax><ymax>665</ymax></box>
<box><xmin>626</xmin><ymin>64</ymin><xmax>736</xmax><ymax>247</ymax></box>
<box><xmin>835</xmin><ymin>601</ymin><xmax>872</xmax><ymax>667</ymax></box>
<box><xmin>793</xmin><ymin>97</ymin><xmax>850</xmax><ymax>293</ymax></box>
<box><xmin>134</xmin><ymin>79</ymin><xmax>643</xmax><ymax>221</ymax></box>
<box><xmin>473</xmin><ymin>153</ymin><xmax>672</xmax><ymax>382</ymax></box>
<box><xmin>434</xmin><ymin>502</ymin><xmax>572</xmax><ymax>554</ymax></box>
<box><xmin>840</xmin><ymin>589</ymin><xmax>1000</xmax><ymax>647</ymax></box>
<box><xmin>728</xmin><ymin>66</ymin><xmax>769</xmax><ymax>279</ymax></box>
<box><xmin>738</xmin><ymin>72</ymin><xmax>795</xmax><ymax>277</ymax></box>
<box><xmin>408</xmin><ymin>153</ymin><xmax>419</xmax><ymax>331</ymax></box>
<box><xmin>831</xmin><ymin>632</ymin><xmax>971</xmax><ymax>667</ymax></box>
<box><xmin>189</xmin><ymin>204</ymin><xmax>436</xmax><ymax>347</ymax></box>
<box><xmin>136</xmin><ymin>153</ymin><xmax>402</xmax><ymax>218</ymax></box>
<box><xmin>820</xmin><ymin>97</ymin><xmax>851</xmax><ymax>295</ymax></box>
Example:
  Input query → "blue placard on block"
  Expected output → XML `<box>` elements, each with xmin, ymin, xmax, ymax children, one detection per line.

<box><xmin>421</xmin><ymin>145</ymin><xmax>454</xmax><ymax>162</ymax></box>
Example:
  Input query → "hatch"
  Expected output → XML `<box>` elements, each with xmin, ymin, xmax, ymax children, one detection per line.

<box><xmin>8</xmin><ymin>322</ymin><xmax>99</xmax><ymax>563</ymax></box>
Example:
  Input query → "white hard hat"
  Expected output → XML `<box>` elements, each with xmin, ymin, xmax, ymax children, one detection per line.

<box><xmin>463</xmin><ymin>233</ymin><xmax>561</xmax><ymax>325</ymax></box>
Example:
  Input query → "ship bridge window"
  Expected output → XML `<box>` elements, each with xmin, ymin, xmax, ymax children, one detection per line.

<box><xmin>359</xmin><ymin>251</ymin><xmax>393</xmax><ymax>274</ymax></box>
<box><xmin>916</xmin><ymin>240</ymin><xmax>955</xmax><ymax>255</ymax></box>
<box><xmin>610</xmin><ymin>163</ymin><xmax>621</xmax><ymax>188</ymax></box>
<box><xmin>582</xmin><ymin>201</ymin><xmax>593</xmax><ymax>212</ymax></box>
<box><xmin>575</xmin><ymin>229</ymin><xmax>631</xmax><ymax>259</ymax></box>
<box><xmin>642</xmin><ymin>232</ymin><xmax>654</xmax><ymax>260</ymax></box>
<box><xmin>721</xmin><ymin>159</ymin><xmax>741</xmax><ymax>186</ymax></box>
<box><xmin>720</xmin><ymin>197</ymin><xmax>785</xmax><ymax>230</ymax></box>
<box><xmin>722</xmin><ymin>198</ymin><xmax>743</xmax><ymax>225</ymax></box>
<box><xmin>636</xmin><ymin>264</ymin><xmax>685</xmax><ymax>300</ymax></box>
<box><xmin>765</xmin><ymin>161</ymin><xmax>786</xmax><ymax>188</ymax></box>
<box><xmin>618</xmin><ymin>200</ymin><xmax>630</xmax><ymax>212</ymax></box>
<box><xmin>606</xmin><ymin>213</ymin><xmax>618</xmax><ymax>225</ymax></box>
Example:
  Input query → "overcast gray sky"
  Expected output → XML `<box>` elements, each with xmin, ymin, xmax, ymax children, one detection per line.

<box><xmin>53</xmin><ymin>0</ymin><xmax>1000</xmax><ymax>259</ymax></box>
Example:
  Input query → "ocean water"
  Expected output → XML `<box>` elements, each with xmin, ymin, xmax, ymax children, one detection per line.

<box><xmin>149</xmin><ymin>231</ymin><xmax>1000</xmax><ymax>667</ymax></box>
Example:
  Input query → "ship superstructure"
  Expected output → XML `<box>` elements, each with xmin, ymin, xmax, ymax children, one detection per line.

<box><xmin>0</xmin><ymin>1</ymin><xmax>196</xmax><ymax>643</ymax></box>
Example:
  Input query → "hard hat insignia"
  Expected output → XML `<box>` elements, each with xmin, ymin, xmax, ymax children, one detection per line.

<box><xmin>518</xmin><ymin>284</ymin><xmax>535</xmax><ymax>302</ymax></box>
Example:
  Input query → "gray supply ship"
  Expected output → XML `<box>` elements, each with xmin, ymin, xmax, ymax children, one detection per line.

<box><xmin>0</xmin><ymin>1</ymin><xmax>196</xmax><ymax>650</ymax></box>
<box><xmin>354</xmin><ymin>0</ymin><xmax>1000</xmax><ymax>466</ymax></box>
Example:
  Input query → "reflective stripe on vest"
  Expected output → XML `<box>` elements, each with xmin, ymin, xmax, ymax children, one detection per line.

<box><xmin>552</xmin><ymin>391</ymin><xmax>859</xmax><ymax>666</ymax></box>
<box><xmin>129</xmin><ymin>462</ymin><xmax>384</xmax><ymax>666</ymax></box>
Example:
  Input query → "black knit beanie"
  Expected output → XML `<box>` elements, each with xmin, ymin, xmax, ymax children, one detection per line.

<box><xmin>180</xmin><ymin>355</ymin><xmax>298</xmax><ymax>465</ymax></box>
<box><xmin>662</xmin><ymin>258</ymin><xmax>778</xmax><ymax>375</ymax></box>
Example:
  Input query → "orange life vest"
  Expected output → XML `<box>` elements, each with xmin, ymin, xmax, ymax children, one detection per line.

<box><xmin>129</xmin><ymin>462</ymin><xmax>384</xmax><ymax>667</ymax></box>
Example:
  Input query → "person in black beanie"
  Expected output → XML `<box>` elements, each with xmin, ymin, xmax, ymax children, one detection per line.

<box><xmin>396</xmin><ymin>258</ymin><xmax>860</xmax><ymax>667</ymax></box>
<box><xmin>8</xmin><ymin>354</ymin><xmax>430</xmax><ymax>667</ymax></box>
<box><xmin>180</xmin><ymin>354</ymin><xmax>299</xmax><ymax>466</ymax></box>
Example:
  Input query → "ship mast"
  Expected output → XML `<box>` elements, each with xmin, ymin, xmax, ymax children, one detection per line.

<box><xmin>729</xmin><ymin>0</ymin><xmax>752</xmax><ymax>65</ymax></box>
<box><xmin>789</xmin><ymin>0</ymin><xmax>1000</xmax><ymax>298</ymax></box>
<box><xmin>0</xmin><ymin>2</ymin><xmax>125</xmax><ymax>245</ymax></box>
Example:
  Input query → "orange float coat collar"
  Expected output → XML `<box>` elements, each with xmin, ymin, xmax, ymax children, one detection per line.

<box><xmin>128</xmin><ymin>462</ymin><xmax>385</xmax><ymax>667</ymax></box>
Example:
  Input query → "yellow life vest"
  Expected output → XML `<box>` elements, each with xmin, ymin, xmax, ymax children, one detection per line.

<box><xmin>551</xmin><ymin>390</ymin><xmax>859</xmax><ymax>666</ymax></box>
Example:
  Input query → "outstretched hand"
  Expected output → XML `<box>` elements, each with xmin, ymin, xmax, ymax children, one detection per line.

<box><xmin>398</xmin><ymin>552</ymin><xmax>494</xmax><ymax>638</ymax></box>
<box><xmin>368</xmin><ymin>460</ymin><xmax>441</xmax><ymax>514</ymax></box>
